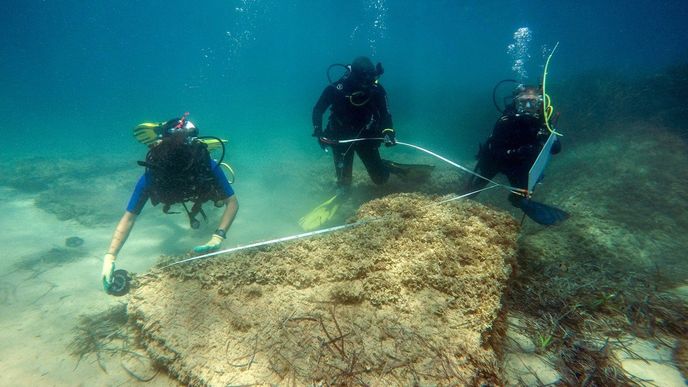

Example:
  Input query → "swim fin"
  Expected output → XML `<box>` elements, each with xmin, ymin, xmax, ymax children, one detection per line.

<box><xmin>133</xmin><ymin>122</ymin><xmax>163</xmax><ymax>145</ymax></box>
<box><xmin>518</xmin><ymin>198</ymin><xmax>569</xmax><ymax>226</ymax></box>
<box><xmin>199</xmin><ymin>138</ymin><xmax>228</xmax><ymax>152</ymax></box>
<box><xmin>298</xmin><ymin>195</ymin><xmax>340</xmax><ymax>231</ymax></box>
<box><xmin>383</xmin><ymin>160</ymin><xmax>435</xmax><ymax>181</ymax></box>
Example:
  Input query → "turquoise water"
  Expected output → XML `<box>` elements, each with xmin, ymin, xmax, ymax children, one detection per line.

<box><xmin>2</xmin><ymin>1</ymin><xmax>686</xmax><ymax>158</ymax></box>
<box><xmin>1</xmin><ymin>1</ymin><xmax>687</xmax><ymax>384</ymax></box>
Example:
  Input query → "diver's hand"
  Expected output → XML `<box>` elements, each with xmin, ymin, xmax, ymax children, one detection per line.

<box><xmin>318</xmin><ymin>137</ymin><xmax>337</xmax><ymax>151</ymax></box>
<box><xmin>382</xmin><ymin>128</ymin><xmax>396</xmax><ymax>147</ymax></box>
<box><xmin>312</xmin><ymin>126</ymin><xmax>330</xmax><ymax>151</ymax></box>
<box><xmin>193</xmin><ymin>233</ymin><xmax>225</xmax><ymax>254</ymax></box>
<box><xmin>317</xmin><ymin>137</ymin><xmax>329</xmax><ymax>151</ymax></box>
<box><xmin>101</xmin><ymin>253</ymin><xmax>116</xmax><ymax>291</ymax></box>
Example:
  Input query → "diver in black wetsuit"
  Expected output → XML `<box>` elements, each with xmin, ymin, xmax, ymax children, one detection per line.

<box><xmin>466</xmin><ymin>84</ymin><xmax>568</xmax><ymax>225</ymax></box>
<box><xmin>312</xmin><ymin>56</ymin><xmax>398</xmax><ymax>188</ymax></box>
<box><xmin>301</xmin><ymin>56</ymin><xmax>434</xmax><ymax>231</ymax></box>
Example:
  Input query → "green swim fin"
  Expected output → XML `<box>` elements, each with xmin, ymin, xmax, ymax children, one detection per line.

<box><xmin>133</xmin><ymin>122</ymin><xmax>163</xmax><ymax>145</ymax></box>
<box><xmin>384</xmin><ymin>160</ymin><xmax>435</xmax><ymax>181</ymax></box>
<box><xmin>299</xmin><ymin>195</ymin><xmax>340</xmax><ymax>231</ymax></box>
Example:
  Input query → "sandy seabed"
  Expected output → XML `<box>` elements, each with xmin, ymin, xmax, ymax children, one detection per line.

<box><xmin>1</xmin><ymin>122</ymin><xmax>687</xmax><ymax>385</ymax></box>
<box><xmin>0</xmin><ymin>187</ymin><xmax>179</xmax><ymax>386</ymax></box>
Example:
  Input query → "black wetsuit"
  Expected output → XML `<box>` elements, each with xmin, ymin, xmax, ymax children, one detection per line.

<box><xmin>467</xmin><ymin>113</ymin><xmax>561</xmax><ymax>205</ymax></box>
<box><xmin>312</xmin><ymin>78</ymin><xmax>394</xmax><ymax>187</ymax></box>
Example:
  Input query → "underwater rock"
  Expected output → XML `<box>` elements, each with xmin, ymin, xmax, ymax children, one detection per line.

<box><xmin>0</xmin><ymin>156</ymin><xmax>133</xmax><ymax>227</ymax></box>
<box><xmin>65</xmin><ymin>236</ymin><xmax>84</xmax><ymax>248</ymax></box>
<box><xmin>129</xmin><ymin>193</ymin><xmax>519</xmax><ymax>386</ymax></box>
<box><xmin>518</xmin><ymin>125</ymin><xmax>688</xmax><ymax>280</ymax></box>
<box><xmin>498</xmin><ymin>124</ymin><xmax>688</xmax><ymax>384</ymax></box>
<box><xmin>14</xmin><ymin>247</ymin><xmax>88</xmax><ymax>275</ymax></box>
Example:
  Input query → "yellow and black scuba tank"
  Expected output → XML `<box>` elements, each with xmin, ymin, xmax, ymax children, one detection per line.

<box><xmin>137</xmin><ymin>135</ymin><xmax>220</xmax><ymax>227</ymax></box>
<box><xmin>133</xmin><ymin>116</ymin><xmax>235</xmax><ymax>183</ymax></box>
<box><xmin>133</xmin><ymin>115</ymin><xmax>235</xmax><ymax>228</ymax></box>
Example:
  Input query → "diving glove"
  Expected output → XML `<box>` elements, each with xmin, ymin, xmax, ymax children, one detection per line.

<box><xmin>312</xmin><ymin>126</ymin><xmax>329</xmax><ymax>151</ymax></box>
<box><xmin>101</xmin><ymin>253</ymin><xmax>116</xmax><ymax>291</ymax></box>
<box><xmin>317</xmin><ymin>137</ymin><xmax>329</xmax><ymax>151</ymax></box>
<box><xmin>382</xmin><ymin>128</ymin><xmax>396</xmax><ymax>147</ymax></box>
<box><xmin>193</xmin><ymin>232</ymin><xmax>225</xmax><ymax>253</ymax></box>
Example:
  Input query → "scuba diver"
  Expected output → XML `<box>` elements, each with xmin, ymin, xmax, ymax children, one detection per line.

<box><xmin>301</xmin><ymin>56</ymin><xmax>433</xmax><ymax>230</ymax></box>
<box><xmin>465</xmin><ymin>83</ymin><xmax>569</xmax><ymax>225</ymax></box>
<box><xmin>101</xmin><ymin>115</ymin><xmax>238</xmax><ymax>294</ymax></box>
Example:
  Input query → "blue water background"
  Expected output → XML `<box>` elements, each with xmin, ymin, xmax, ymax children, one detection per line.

<box><xmin>2</xmin><ymin>0</ymin><xmax>686</xmax><ymax>159</ymax></box>
<box><xmin>2</xmin><ymin>3</ymin><xmax>688</xmax><ymax>384</ymax></box>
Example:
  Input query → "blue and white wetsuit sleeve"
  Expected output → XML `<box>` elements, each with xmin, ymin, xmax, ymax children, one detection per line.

<box><xmin>210</xmin><ymin>160</ymin><xmax>235</xmax><ymax>197</ymax></box>
<box><xmin>126</xmin><ymin>173</ymin><xmax>150</xmax><ymax>214</ymax></box>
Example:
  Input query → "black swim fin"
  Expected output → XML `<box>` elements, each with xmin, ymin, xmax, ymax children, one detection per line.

<box><xmin>518</xmin><ymin>198</ymin><xmax>569</xmax><ymax>226</ymax></box>
<box><xmin>383</xmin><ymin>160</ymin><xmax>435</xmax><ymax>181</ymax></box>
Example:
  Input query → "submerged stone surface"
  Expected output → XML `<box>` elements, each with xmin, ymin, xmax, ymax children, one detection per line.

<box><xmin>129</xmin><ymin>193</ymin><xmax>518</xmax><ymax>385</ymax></box>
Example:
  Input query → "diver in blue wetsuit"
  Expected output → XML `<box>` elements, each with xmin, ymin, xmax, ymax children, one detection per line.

<box><xmin>101</xmin><ymin>117</ymin><xmax>239</xmax><ymax>292</ymax></box>
<box><xmin>466</xmin><ymin>85</ymin><xmax>568</xmax><ymax>225</ymax></box>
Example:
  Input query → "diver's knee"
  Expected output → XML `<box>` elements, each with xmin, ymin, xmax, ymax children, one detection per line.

<box><xmin>336</xmin><ymin>169</ymin><xmax>352</xmax><ymax>186</ymax></box>
<box><xmin>370</xmin><ymin>172</ymin><xmax>390</xmax><ymax>185</ymax></box>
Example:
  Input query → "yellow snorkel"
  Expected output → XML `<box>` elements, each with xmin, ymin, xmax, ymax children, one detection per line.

<box><xmin>542</xmin><ymin>42</ymin><xmax>562</xmax><ymax>136</ymax></box>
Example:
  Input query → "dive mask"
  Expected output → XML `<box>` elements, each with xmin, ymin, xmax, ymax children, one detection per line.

<box><xmin>514</xmin><ymin>92</ymin><xmax>543</xmax><ymax>116</ymax></box>
<box><xmin>164</xmin><ymin>113</ymin><xmax>199</xmax><ymax>138</ymax></box>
